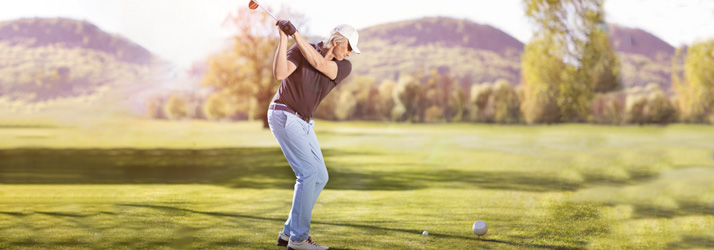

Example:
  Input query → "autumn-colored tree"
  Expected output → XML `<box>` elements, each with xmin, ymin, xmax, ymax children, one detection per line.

<box><xmin>377</xmin><ymin>79</ymin><xmax>397</xmax><ymax>121</ymax></box>
<box><xmin>164</xmin><ymin>94</ymin><xmax>189</xmax><ymax>120</ymax></box>
<box><xmin>392</xmin><ymin>73</ymin><xmax>422</xmax><ymax>122</ymax></box>
<box><xmin>469</xmin><ymin>82</ymin><xmax>494</xmax><ymax>122</ymax></box>
<box><xmin>201</xmin><ymin>6</ymin><xmax>307</xmax><ymax>128</ymax></box>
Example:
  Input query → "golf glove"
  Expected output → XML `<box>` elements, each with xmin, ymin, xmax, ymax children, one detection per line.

<box><xmin>277</xmin><ymin>20</ymin><xmax>297</xmax><ymax>36</ymax></box>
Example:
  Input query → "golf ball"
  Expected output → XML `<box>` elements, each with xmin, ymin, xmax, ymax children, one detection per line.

<box><xmin>472</xmin><ymin>220</ymin><xmax>488</xmax><ymax>236</ymax></box>
<box><xmin>422</xmin><ymin>231</ymin><xmax>428</xmax><ymax>236</ymax></box>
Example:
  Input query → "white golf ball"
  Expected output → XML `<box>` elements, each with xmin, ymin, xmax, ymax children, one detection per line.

<box><xmin>472</xmin><ymin>220</ymin><xmax>488</xmax><ymax>236</ymax></box>
<box><xmin>422</xmin><ymin>231</ymin><xmax>428</xmax><ymax>236</ymax></box>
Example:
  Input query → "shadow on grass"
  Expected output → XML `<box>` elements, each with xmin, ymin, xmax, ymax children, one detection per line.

<box><xmin>0</xmin><ymin>147</ymin><xmax>295</xmax><ymax>188</ymax></box>
<box><xmin>116</xmin><ymin>203</ymin><xmax>579</xmax><ymax>250</ymax></box>
<box><xmin>632</xmin><ymin>200</ymin><xmax>714</xmax><ymax>219</ymax></box>
<box><xmin>327</xmin><ymin>167</ymin><xmax>580</xmax><ymax>192</ymax></box>
<box><xmin>666</xmin><ymin>235</ymin><xmax>714</xmax><ymax>249</ymax></box>
<box><xmin>0</xmin><ymin>147</ymin><xmax>582</xmax><ymax>192</ymax></box>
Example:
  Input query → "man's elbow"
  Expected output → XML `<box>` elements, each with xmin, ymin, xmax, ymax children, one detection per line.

<box><xmin>274</xmin><ymin>72</ymin><xmax>288</xmax><ymax>81</ymax></box>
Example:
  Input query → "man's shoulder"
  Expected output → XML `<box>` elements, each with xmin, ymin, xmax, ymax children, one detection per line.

<box><xmin>337</xmin><ymin>59</ymin><xmax>352</xmax><ymax>68</ymax></box>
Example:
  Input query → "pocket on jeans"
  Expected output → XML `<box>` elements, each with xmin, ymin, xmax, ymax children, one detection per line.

<box><xmin>285</xmin><ymin>113</ymin><xmax>307</xmax><ymax>136</ymax></box>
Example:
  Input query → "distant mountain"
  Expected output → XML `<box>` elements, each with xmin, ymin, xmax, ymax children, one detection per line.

<box><xmin>0</xmin><ymin>17</ymin><xmax>163</xmax><ymax>104</ymax></box>
<box><xmin>0</xmin><ymin>17</ymin><xmax>153</xmax><ymax>64</ymax></box>
<box><xmin>360</xmin><ymin>16</ymin><xmax>524</xmax><ymax>56</ymax></box>
<box><xmin>607</xmin><ymin>24</ymin><xmax>675</xmax><ymax>91</ymax></box>
<box><xmin>608</xmin><ymin>24</ymin><xmax>674</xmax><ymax>61</ymax></box>
<box><xmin>350</xmin><ymin>17</ymin><xmax>523</xmax><ymax>86</ymax></box>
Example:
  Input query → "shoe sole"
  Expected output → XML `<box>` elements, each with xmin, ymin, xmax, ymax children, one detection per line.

<box><xmin>286</xmin><ymin>247</ymin><xmax>329</xmax><ymax>250</ymax></box>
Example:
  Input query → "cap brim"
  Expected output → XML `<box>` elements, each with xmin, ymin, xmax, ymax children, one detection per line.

<box><xmin>348</xmin><ymin>39</ymin><xmax>360</xmax><ymax>54</ymax></box>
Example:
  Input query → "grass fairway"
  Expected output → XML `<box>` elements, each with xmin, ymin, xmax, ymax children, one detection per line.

<box><xmin>1</xmin><ymin>118</ymin><xmax>713</xmax><ymax>249</ymax></box>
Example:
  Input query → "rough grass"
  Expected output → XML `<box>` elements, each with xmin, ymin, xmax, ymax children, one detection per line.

<box><xmin>1</xmin><ymin>118</ymin><xmax>713</xmax><ymax>249</ymax></box>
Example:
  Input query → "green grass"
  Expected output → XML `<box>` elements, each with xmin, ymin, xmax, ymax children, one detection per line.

<box><xmin>1</xmin><ymin>118</ymin><xmax>713</xmax><ymax>249</ymax></box>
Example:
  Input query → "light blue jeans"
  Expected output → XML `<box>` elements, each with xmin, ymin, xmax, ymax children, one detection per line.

<box><xmin>268</xmin><ymin>108</ymin><xmax>328</xmax><ymax>242</ymax></box>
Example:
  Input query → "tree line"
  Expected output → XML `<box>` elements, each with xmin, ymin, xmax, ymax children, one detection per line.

<box><xmin>146</xmin><ymin>0</ymin><xmax>713</xmax><ymax>126</ymax></box>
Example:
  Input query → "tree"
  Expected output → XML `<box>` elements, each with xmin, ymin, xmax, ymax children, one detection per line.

<box><xmin>584</xmin><ymin>26</ymin><xmax>621</xmax><ymax>93</ymax></box>
<box><xmin>377</xmin><ymin>79</ymin><xmax>397</xmax><ymax>121</ymax></box>
<box><xmin>203</xmin><ymin>93</ymin><xmax>229</xmax><ymax>121</ymax></box>
<box><xmin>521</xmin><ymin>38</ymin><xmax>562</xmax><ymax>123</ymax></box>
<box><xmin>351</xmin><ymin>76</ymin><xmax>380</xmax><ymax>120</ymax></box>
<box><xmin>492</xmin><ymin>79</ymin><xmax>521</xmax><ymax>123</ymax></box>
<box><xmin>392</xmin><ymin>73</ymin><xmax>422</xmax><ymax>122</ymax></box>
<box><xmin>201</xmin><ymin>6</ymin><xmax>308</xmax><ymax>128</ymax></box>
<box><xmin>165</xmin><ymin>94</ymin><xmax>189</xmax><ymax>120</ymax></box>
<box><xmin>674</xmin><ymin>39</ymin><xmax>714</xmax><ymax>123</ymax></box>
<box><xmin>644</xmin><ymin>84</ymin><xmax>676</xmax><ymax>124</ymax></box>
<box><xmin>469</xmin><ymin>82</ymin><xmax>494</xmax><ymax>122</ymax></box>
<box><xmin>522</xmin><ymin>0</ymin><xmax>614</xmax><ymax>123</ymax></box>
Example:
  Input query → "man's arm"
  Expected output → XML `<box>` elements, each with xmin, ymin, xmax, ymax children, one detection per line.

<box><xmin>293</xmin><ymin>31</ymin><xmax>339</xmax><ymax>80</ymax></box>
<box><xmin>273</xmin><ymin>29</ymin><xmax>297</xmax><ymax>81</ymax></box>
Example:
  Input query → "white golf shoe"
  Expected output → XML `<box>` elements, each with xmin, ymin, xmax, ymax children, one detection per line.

<box><xmin>286</xmin><ymin>236</ymin><xmax>329</xmax><ymax>250</ymax></box>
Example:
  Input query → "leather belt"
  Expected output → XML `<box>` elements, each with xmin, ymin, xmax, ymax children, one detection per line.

<box><xmin>269</xmin><ymin>103</ymin><xmax>310</xmax><ymax>123</ymax></box>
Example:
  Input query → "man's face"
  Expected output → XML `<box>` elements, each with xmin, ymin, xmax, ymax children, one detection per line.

<box><xmin>332</xmin><ymin>41</ymin><xmax>352</xmax><ymax>61</ymax></box>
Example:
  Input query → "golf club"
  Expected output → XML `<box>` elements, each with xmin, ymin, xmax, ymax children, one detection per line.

<box><xmin>249</xmin><ymin>0</ymin><xmax>278</xmax><ymax>21</ymax></box>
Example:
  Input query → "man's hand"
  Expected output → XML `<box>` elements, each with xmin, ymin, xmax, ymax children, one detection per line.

<box><xmin>276</xmin><ymin>20</ymin><xmax>297</xmax><ymax>36</ymax></box>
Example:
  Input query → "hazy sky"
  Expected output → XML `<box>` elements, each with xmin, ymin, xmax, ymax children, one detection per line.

<box><xmin>2</xmin><ymin>0</ymin><xmax>713</xmax><ymax>69</ymax></box>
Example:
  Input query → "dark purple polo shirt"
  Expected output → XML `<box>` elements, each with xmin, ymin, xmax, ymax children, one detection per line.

<box><xmin>271</xmin><ymin>42</ymin><xmax>352</xmax><ymax>119</ymax></box>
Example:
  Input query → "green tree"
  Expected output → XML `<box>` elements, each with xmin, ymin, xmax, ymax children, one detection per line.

<box><xmin>201</xmin><ymin>7</ymin><xmax>307</xmax><ymax>128</ymax></box>
<box><xmin>675</xmin><ymin>39</ymin><xmax>714</xmax><ymax>123</ymax></box>
<box><xmin>644</xmin><ymin>84</ymin><xmax>676</xmax><ymax>124</ymax></box>
<box><xmin>584</xmin><ymin>26</ymin><xmax>621</xmax><ymax>93</ymax></box>
<box><xmin>521</xmin><ymin>38</ymin><xmax>562</xmax><ymax>123</ymax></box>
<box><xmin>492</xmin><ymin>79</ymin><xmax>521</xmax><ymax>123</ymax></box>
<box><xmin>522</xmin><ymin>0</ymin><xmax>612</xmax><ymax>123</ymax></box>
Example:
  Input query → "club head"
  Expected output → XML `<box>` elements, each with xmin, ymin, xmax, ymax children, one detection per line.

<box><xmin>248</xmin><ymin>0</ymin><xmax>259</xmax><ymax>10</ymax></box>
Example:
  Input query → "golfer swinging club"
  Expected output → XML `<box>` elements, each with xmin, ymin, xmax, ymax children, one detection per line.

<box><xmin>269</xmin><ymin>19</ymin><xmax>360</xmax><ymax>250</ymax></box>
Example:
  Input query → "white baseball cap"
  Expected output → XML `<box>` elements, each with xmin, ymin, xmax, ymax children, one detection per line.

<box><xmin>333</xmin><ymin>24</ymin><xmax>360</xmax><ymax>54</ymax></box>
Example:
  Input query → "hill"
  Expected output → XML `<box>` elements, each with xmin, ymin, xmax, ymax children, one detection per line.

<box><xmin>350</xmin><ymin>18</ymin><xmax>677</xmax><ymax>92</ymax></box>
<box><xmin>0</xmin><ymin>17</ymin><xmax>152</xmax><ymax>64</ymax></box>
<box><xmin>607</xmin><ymin>24</ymin><xmax>674</xmax><ymax>91</ymax></box>
<box><xmin>608</xmin><ymin>24</ymin><xmax>674</xmax><ymax>61</ymax></box>
<box><xmin>0</xmin><ymin>17</ymin><xmax>164</xmax><ymax>105</ymax></box>
<box><xmin>350</xmin><ymin>17</ymin><xmax>523</xmax><ymax>86</ymax></box>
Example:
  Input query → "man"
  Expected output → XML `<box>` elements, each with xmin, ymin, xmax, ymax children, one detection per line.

<box><xmin>269</xmin><ymin>19</ymin><xmax>360</xmax><ymax>250</ymax></box>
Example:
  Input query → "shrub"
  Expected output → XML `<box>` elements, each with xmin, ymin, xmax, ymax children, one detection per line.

<box><xmin>644</xmin><ymin>86</ymin><xmax>676</xmax><ymax>124</ymax></box>
<box><xmin>164</xmin><ymin>94</ymin><xmax>189</xmax><ymax>120</ymax></box>
<box><xmin>203</xmin><ymin>93</ymin><xmax>228</xmax><ymax>121</ymax></box>
<box><xmin>469</xmin><ymin>83</ymin><xmax>493</xmax><ymax>122</ymax></box>
<box><xmin>590</xmin><ymin>92</ymin><xmax>625</xmax><ymax>124</ymax></box>
<box><xmin>625</xmin><ymin>87</ymin><xmax>647</xmax><ymax>124</ymax></box>
<box><xmin>492</xmin><ymin>79</ymin><xmax>521</xmax><ymax>123</ymax></box>
<box><xmin>146</xmin><ymin>96</ymin><xmax>165</xmax><ymax>119</ymax></box>
<box><xmin>424</xmin><ymin>105</ymin><xmax>443</xmax><ymax>123</ymax></box>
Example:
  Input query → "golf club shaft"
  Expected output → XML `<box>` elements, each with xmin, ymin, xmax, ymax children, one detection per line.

<box><xmin>259</xmin><ymin>5</ymin><xmax>277</xmax><ymax>21</ymax></box>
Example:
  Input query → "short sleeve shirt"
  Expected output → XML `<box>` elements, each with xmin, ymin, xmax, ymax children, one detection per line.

<box><xmin>272</xmin><ymin>42</ymin><xmax>352</xmax><ymax>119</ymax></box>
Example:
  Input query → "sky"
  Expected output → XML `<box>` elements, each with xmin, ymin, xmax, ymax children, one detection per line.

<box><xmin>2</xmin><ymin>0</ymin><xmax>713</xmax><ymax>69</ymax></box>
